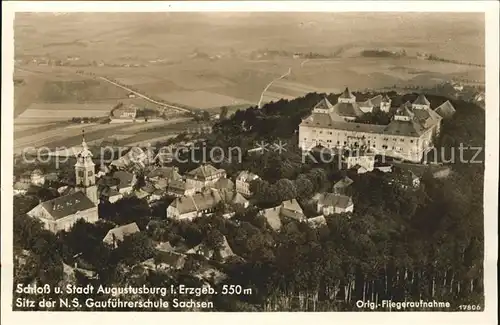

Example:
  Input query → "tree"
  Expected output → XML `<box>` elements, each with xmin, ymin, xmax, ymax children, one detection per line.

<box><xmin>220</xmin><ymin>106</ymin><xmax>229</xmax><ymax>120</ymax></box>
<box><xmin>115</xmin><ymin>232</ymin><xmax>154</xmax><ymax>266</ymax></box>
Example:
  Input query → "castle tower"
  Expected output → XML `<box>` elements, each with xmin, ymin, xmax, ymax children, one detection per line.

<box><xmin>338</xmin><ymin>87</ymin><xmax>356</xmax><ymax>104</ymax></box>
<box><xmin>75</xmin><ymin>131</ymin><xmax>98</xmax><ymax>205</ymax></box>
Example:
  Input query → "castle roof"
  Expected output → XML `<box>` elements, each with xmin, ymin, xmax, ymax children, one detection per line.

<box><xmin>313</xmin><ymin>97</ymin><xmax>335</xmax><ymax>111</ymax></box>
<box><xmin>382</xmin><ymin>94</ymin><xmax>391</xmax><ymax>102</ymax></box>
<box><xmin>339</xmin><ymin>87</ymin><xmax>355</xmax><ymax>99</ymax></box>
<box><xmin>333</xmin><ymin>102</ymin><xmax>364</xmax><ymax>117</ymax></box>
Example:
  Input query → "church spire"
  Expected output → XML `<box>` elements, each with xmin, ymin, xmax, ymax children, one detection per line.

<box><xmin>82</xmin><ymin>129</ymin><xmax>88</xmax><ymax>149</ymax></box>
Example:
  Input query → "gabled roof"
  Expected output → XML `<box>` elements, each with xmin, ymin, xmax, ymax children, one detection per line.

<box><xmin>339</xmin><ymin>87</ymin><xmax>355</xmax><ymax>99</ymax></box>
<box><xmin>112</xmin><ymin>171</ymin><xmax>135</xmax><ymax>188</ymax></box>
<box><xmin>360</xmin><ymin>98</ymin><xmax>374</xmax><ymax>107</ymax></box>
<box><xmin>103</xmin><ymin>222</ymin><xmax>140</xmax><ymax>244</ymax></box>
<box><xmin>413</xmin><ymin>94</ymin><xmax>430</xmax><ymax>106</ymax></box>
<box><xmin>369</xmin><ymin>95</ymin><xmax>383</xmax><ymax>107</ymax></box>
<box><xmin>154</xmin><ymin>250</ymin><xmax>186</xmax><ymax>269</ymax></box>
<box><xmin>170</xmin><ymin>189</ymin><xmax>222</xmax><ymax>215</ymax></box>
<box><xmin>212</xmin><ymin>177</ymin><xmax>235</xmax><ymax>191</ymax></box>
<box><xmin>219</xmin><ymin>189</ymin><xmax>248</xmax><ymax>206</ymax></box>
<box><xmin>186</xmin><ymin>164</ymin><xmax>225</xmax><ymax>180</ymax></box>
<box><xmin>333</xmin><ymin>176</ymin><xmax>354</xmax><ymax>189</ymax></box>
<box><xmin>280</xmin><ymin>199</ymin><xmax>305</xmax><ymax>221</ymax></box>
<box><xmin>434</xmin><ymin>100</ymin><xmax>456</xmax><ymax>119</ymax></box>
<box><xmin>40</xmin><ymin>191</ymin><xmax>96</xmax><ymax>220</ymax></box>
<box><xmin>317</xmin><ymin>193</ymin><xmax>353</xmax><ymax>209</ymax></box>
<box><xmin>261</xmin><ymin>206</ymin><xmax>282</xmax><ymax>231</ymax></box>
<box><xmin>382</xmin><ymin>94</ymin><xmax>391</xmax><ymax>102</ymax></box>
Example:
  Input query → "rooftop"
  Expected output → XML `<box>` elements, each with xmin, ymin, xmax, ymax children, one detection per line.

<box><xmin>103</xmin><ymin>222</ymin><xmax>140</xmax><ymax>244</ymax></box>
<box><xmin>40</xmin><ymin>191</ymin><xmax>96</xmax><ymax>220</ymax></box>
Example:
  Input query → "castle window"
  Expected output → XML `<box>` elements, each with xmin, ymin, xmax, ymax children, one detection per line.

<box><xmin>88</xmin><ymin>171</ymin><xmax>93</xmax><ymax>177</ymax></box>
<box><xmin>78</xmin><ymin>171</ymin><xmax>84</xmax><ymax>177</ymax></box>
<box><xmin>373</xmin><ymin>144</ymin><xmax>376</xmax><ymax>148</ymax></box>
<box><xmin>329</xmin><ymin>132</ymin><xmax>333</xmax><ymax>135</ymax></box>
<box><xmin>410</xmin><ymin>140</ymin><xmax>414</xmax><ymax>143</ymax></box>
<box><xmin>400</xmin><ymin>139</ymin><xmax>404</xmax><ymax>142</ymax></box>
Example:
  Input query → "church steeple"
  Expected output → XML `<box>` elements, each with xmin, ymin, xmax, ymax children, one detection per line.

<box><xmin>75</xmin><ymin>130</ymin><xmax>98</xmax><ymax>205</ymax></box>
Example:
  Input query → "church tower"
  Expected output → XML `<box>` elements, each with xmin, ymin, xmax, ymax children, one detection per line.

<box><xmin>75</xmin><ymin>131</ymin><xmax>98</xmax><ymax>205</ymax></box>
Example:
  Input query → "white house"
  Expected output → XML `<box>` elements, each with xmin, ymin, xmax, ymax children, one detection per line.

<box><xmin>235</xmin><ymin>171</ymin><xmax>260</xmax><ymax>196</ymax></box>
<box><xmin>314</xmin><ymin>193</ymin><xmax>354</xmax><ymax>215</ymax></box>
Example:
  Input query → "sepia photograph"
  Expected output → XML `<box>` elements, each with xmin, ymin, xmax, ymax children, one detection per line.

<box><xmin>1</xmin><ymin>1</ymin><xmax>498</xmax><ymax>324</ymax></box>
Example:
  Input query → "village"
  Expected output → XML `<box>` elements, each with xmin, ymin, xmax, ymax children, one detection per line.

<box><xmin>12</xmin><ymin>88</ymin><xmax>458</xmax><ymax>303</ymax></box>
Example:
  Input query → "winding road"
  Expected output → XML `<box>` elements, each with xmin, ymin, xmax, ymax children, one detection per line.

<box><xmin>257</xmin><ymin>67</ymin><xmax>292</xmax><ymax>108</ymax></box>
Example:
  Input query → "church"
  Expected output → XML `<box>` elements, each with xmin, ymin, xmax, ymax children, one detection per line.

<box><xmin>27</xmin><ymin>134</ymin><xmax>99</xmax><ymax>233</ymax></box>
<box><xmin>298</xmin><ymin>88</ymin><xmax>451</xmax><ymax>162</ymax></box>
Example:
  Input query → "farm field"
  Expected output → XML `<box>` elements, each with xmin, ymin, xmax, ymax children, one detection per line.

<box><xmin>16</xmin><ymin>103</ymin><xmax>112</xmax><ymax>121</ymax></box>
<box><xmin>157</xmin><ymin>90</ymin><xmax>252</xmax><ymax>110</ymax></box>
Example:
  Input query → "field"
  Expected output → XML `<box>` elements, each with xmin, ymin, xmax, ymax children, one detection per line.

<box><xmin>12</xmin><ymin>12</ymin><xmax>485</xmax><ymax>154</ymax></box>
<box><xmin>157</xmin><ymin>90</ymin><xmax>251</xmax><ymax>110</ymax></box>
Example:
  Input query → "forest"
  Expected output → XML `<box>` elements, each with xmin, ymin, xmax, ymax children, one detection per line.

<box><xmin>12</xmin><ymin>90</ymin><xmax>485</xmax><ymax>311</ymax></box>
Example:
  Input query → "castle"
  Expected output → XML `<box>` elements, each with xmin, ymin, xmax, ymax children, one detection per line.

<box><xmin>298</xmin><ymin>88</ymin><xmax>449</xmax><ymax>162</ymax></box>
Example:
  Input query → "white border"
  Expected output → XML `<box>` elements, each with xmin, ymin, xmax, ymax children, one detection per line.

<box><xmin>2</xmin><ymin>2</ymin><xmax>498</xmax><ymax>325</ymax></box>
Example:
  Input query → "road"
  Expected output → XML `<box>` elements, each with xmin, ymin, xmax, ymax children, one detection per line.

<box><xmin>96</xmin><ymin>76</ymin><xmax>193</xmax><ymax>114</ymax></box>
<box><xmin>258</xmin><ymin>67</ymin><xmax>292</xmax><ymax>108</ymax></box>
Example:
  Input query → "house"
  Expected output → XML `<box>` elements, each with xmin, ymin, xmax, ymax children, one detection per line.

<box><xmin>166</xmin><ymin>189</ymin><xmax>223</xmax><ymax>220</ymax></box>
<box><xmin>353</xmin><ymin>165</ymin><xmax>369</xmax><ymax>174</ymax></box>
<box><xmin>110</xmin><ymin>147</ymin><xmax>149</xmax><ymax>170</ymax></box>
<box><xmin>280</xmin><ymin>198</ymin><xmax>306</xmax><ymax>222</ymax></box>
<box><xmin>259</xmin><ymin>199</ymin><xmax>306</xmax><ymax>230</ymax></box>
<box><xmin>186</xmin><ymin>235</ymin><xmax>235</xmax><ymax>261</ymax></box>
<box><xmin>13</xmin><ymin>182</ymin><xmax>31</xmax><ymax>195</ymax></box>
<box><xmin>434</xmin><ymin>100</ymin><xmax>456</xmax><ymax>119</ymax></box>
<box><xmin>314</xmin><ymin>192</ymin><xmax>354</xmax><ymax>215</ymax></box>
<box><xmin>30</xmin><ymin>169</ymin><xmax>45</xmax><ymax>186</ymax></box>
<box><xmin>307</xmin><ymin>215</ymin><xmax>328</xmax><ymax>229</ymax></box>
<box><xmin>343</xmin><ymin>151</ymin><xmax>375</xmax><ymax>171</ymax></box>
<box><xmin>112</xmin><ymin>171</ymin><xmax>136</xmax><ymax>194</ymax></box>
<box><xmin>374</xmin><ymin>164</ymin><xmax>393</xmax><ymax>173</ymax></box>
<box><xmin>185</xmin><ymin>164</ymin><xmax>226</xmax><ymax>192</ymax></box>
<box><xmin>333</xmin><ymin>176</ymin><xmax>354</xmax><ymax>194</ymax></box>
<box><xmin>146</xmin><ymin>167</ymin><xmax>182</xmax><ymax>184</ymax></box>
<box><xmin>27</xmin><ymin>191</ymin><xmax>98</xmax><ymax>233</ymax></box>
<box><xmin>219</xmin><ymin>189</ymin><xmax>250</xmax><ymax>210</ymax></box>
<box><xmin>211</xmin><ymin>177</ymin><xmax>235</xmax><ymax>191</ymax></box>
<box><xmin>112</xmin><ymin>104</ymin><xmax>137</xmax><ymax>120</ymax></box>
<box><xmin>260</xmin><ymin>206</ymin><xmax>282</xmax><ymax>231</ymax></box>
<box><xmin>166</xmin><ymin>179</ymin><xmax>196</xmax><ymax>197</ymax></box>
<box><xmin>102</xmin><ymin>222</ymin><xmax>140</xmax><ymax>248</ymax></box>
<box><xmin>235</xmin><ymin>171</ymin><xmax>260</xmax><ymax>196</ymax></box>
<box><xmin>100</xmin><ymin>186</ymin><xmax>123</xmax><ymax>203</ymax></box>
<box><xmin>392</xmin><ymin>163</ymin><xmax>452</xmax><ymax>188</ymax></box>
